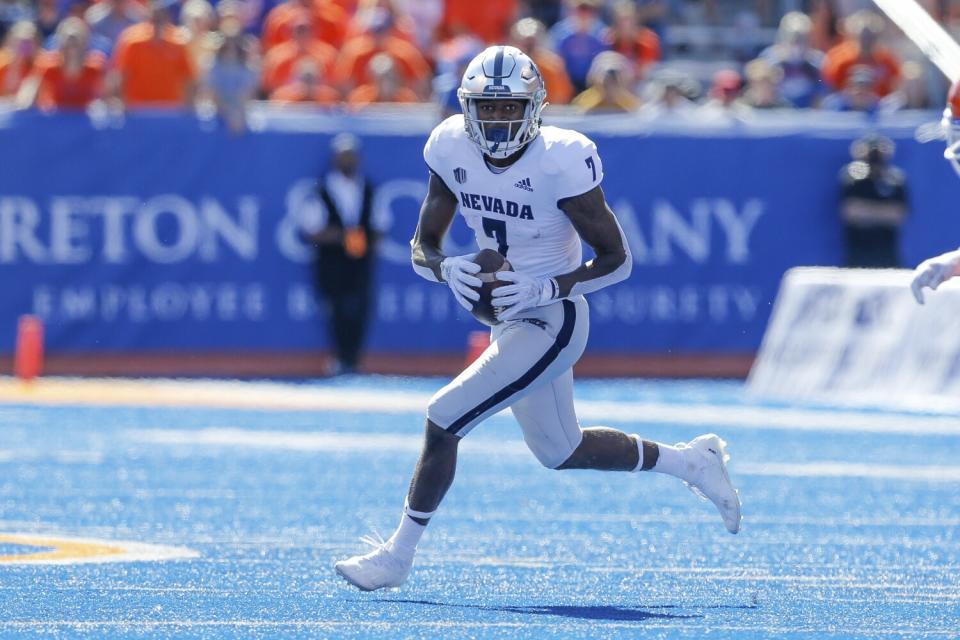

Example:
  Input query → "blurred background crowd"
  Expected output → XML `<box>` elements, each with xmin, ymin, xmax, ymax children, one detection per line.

<box><xmin>0</xmin><ymin>0</ymin><xmax>956</xmax><ymax>131</ymax></box>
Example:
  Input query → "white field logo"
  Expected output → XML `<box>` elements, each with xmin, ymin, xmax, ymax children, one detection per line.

<box><xmin>0</xmin><ymin>533</ymin><xmax>199</xmax><ymax>565</ymax></box>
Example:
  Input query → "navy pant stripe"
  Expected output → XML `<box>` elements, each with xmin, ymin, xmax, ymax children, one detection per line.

<box><xmin>446</xmin><ymin>300</ymin><xmax>577</xmax><ymax>436</ymax></box>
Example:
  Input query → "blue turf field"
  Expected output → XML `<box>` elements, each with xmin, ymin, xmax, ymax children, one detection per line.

<box><xmin>0</xmin><ymin>377</ymin><xmax>957</xmax><ymax>639</ymax></box>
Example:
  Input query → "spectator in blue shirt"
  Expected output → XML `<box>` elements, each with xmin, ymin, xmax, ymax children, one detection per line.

<box><xmin>549</xmin><ymin>0</ymin><xmax>609</xmax><ymax>94</ymax></box>
<box><xmin>84</xmin><ymin>0</ymin><xmax>145</xmax><ymax>55</ymax></box>
<box><xmin>821</xmin><ymin>64</ymin><xmax>879</xmax><ymax>113</ymax></box>
<box><xmin>759</xmin><ymin>11</ymin><xmax>825</xmax><ymax>108</ymax></box>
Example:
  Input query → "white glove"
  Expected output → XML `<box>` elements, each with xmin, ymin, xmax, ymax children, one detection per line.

<box><xmin>910</xmin><ymin>248</ymin><xmax>960</xmax><ymax>304</ymax></box>
<box><xmin>492</xmin><ymin>271</ymin><xmax>558</xmax><ymax>321</ymax></box>
<box><xmin>440</xmin><ymin>254</ymin><xmax>482</xmax><ymax>311</ymax></box>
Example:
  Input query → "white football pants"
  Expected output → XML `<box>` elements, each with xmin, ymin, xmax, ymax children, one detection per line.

<box><xmin>427</xmin><ymin>295</ymin><xmax>589</xmax><ymax>468</ymax></box>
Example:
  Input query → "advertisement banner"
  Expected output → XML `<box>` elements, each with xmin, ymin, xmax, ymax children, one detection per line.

<box><xmin>748</xmin><ymin>267</ymin><xmax>960</xmax><ymax>410</ymax></box>
<box><xmin>1</xmin><ymin>110</ymin><xmax>958</xmax><ymax>355</ymax></box>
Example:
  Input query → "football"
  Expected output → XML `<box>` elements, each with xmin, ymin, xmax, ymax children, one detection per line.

<box><xmin>470</xmin><ymin>248</ymin><xmax>513</xmax><ymax>326</ymax></box>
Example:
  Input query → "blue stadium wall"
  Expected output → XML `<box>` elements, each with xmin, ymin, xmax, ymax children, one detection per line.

<box><xmin>0</xmin><ymin>108</ymin><xmax>958</xmax><ymax>376</ymax></box>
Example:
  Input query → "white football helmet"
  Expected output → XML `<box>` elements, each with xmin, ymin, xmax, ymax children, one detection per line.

<box><xmin>944</xmin><ymin>80</ymin><xmax>960</xmax><ymax>177</ymax></box>
<box><xmin>457</xmin><ymin>45</ymin><xmax>547</xmax><ymax>160</ymax></box>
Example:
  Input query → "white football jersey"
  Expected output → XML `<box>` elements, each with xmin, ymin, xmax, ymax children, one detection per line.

<box><xmin>423</xmin><ymin>114</ymin><xmax>604</xmax><ymax>278</ymax></box>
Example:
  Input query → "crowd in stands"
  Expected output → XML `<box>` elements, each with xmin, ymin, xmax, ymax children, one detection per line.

<box><xmin>0</xmin><ymin>0</ymin><xmax>956</xmax><ymax>130</ymax></box>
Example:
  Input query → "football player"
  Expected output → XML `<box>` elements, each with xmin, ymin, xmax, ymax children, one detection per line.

<box><xmin>334</xmin><ymin>46</ymin><xmax>741</xmax><ymax>592</ymax></box>
<box><xmin>911</xmin><ymin>81</ymin><xmax>960</xmax><ymax>303</ymax></box>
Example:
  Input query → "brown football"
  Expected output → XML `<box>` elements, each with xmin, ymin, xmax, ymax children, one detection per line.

<box><xmin>470</xmin><ymin>248</ymin><xmax>513</xmax><ymax>326</ymax></box>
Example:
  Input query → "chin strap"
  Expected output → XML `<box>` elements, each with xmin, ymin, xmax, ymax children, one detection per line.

<box><xmin>488</xmin><ymin>128</ymin><xmax>505</xmax><ymax>154</ymax></box>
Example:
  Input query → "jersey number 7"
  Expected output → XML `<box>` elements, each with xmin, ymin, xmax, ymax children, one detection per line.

<box><xmin>482</xmin><ymin>218</ymin><xmax>508</xmax><ymax>256</ymax></box>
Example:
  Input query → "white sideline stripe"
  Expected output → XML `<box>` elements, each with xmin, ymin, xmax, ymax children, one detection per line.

<box><xmin>0</xmin><ymin>622</ymin><xmax>953</xmax><ymax>636</ymax></box>
<box><xmin>575</xmin><ymin>401</ymin><xmax>960</xmax><ymax>436</ymax></box>
<box><xmin>131</xmin><ymin>428</ymin><xmax>960</xmax><ymax>482</ymax></box>
<box><xmin>738</xmin><ymin>462</ymin><xmax>960</xmax><ymax>482</ymax></box>
<box><xmin>0</xmin><ymin>449</ymin><xmax>105</xmax><ymax>464</ymax></box>
<box><xmin>131</xmin><ymin>428</ymin><xmax>454</xmax><ymax>454</ymax></box>
<box><xmin>2</xmin><ymin>376</ymin><xmax>960</xmax><ymax>436</ymax></box>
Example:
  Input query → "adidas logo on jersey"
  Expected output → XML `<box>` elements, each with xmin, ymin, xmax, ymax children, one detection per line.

<box><xmin>514</xmin><ymin>177</ymin><xmax>534</xmax><ymax>192</ymax></box>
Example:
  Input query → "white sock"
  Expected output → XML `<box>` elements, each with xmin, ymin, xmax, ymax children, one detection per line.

<box><xmin>385</xmin><ymin>500</ymin><xmax>431</xmax><ymax>559</ymax></box>
<box><xmin>631</xmin><ymin>436</ymin><xmax>688</xmax><ymax>478</ymax></box>
<box><xmin>651</xmin><ymin>442</ymin><xmax>691</xmax><ymax>480</ymax></box>
<box><xmin>631</xmin><ymin>436</ymin><xmax>691</xmax><ymax>480</ymax></box>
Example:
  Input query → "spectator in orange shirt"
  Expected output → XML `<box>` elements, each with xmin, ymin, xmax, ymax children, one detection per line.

<box><xmin>346</xmin><ymin>52</ymin><xmax>419</xmax><ymax>108</ymax></box>
<box><xmin>333</xmin><ymin>9</ymin><xmax>431</xmax><ymax>98</ymax></box>
<box><xmin>261</xmin><ymin>10</ymin><xmax>336</xmax><ymax>94</ymax></box>
<box><xmin>329</xmin><ymin>0</ymin><xmax>357</xmax><ymax>12</ymax></box>
<box><xmin>508</xmin><ymin>17</ymin><xmax>573</xmax><ymax>105</ymax></box>
<box><xmin>605</xmin><ymin>0</ymin><xmax>660</xmax><ymax>83</ymax></box>
<box><xmin>441</xmin><ymin>0</ymin><xmax>516</xmax><ymax>44</ymax></box>
<box><xmin>822</xmin><ymin>10</ymin><xmax>900</xmax><ymax>98</ymax></box>
<box><xmin>112</xmin><ymin>0</ymin><xmax>197</xmax><ymax>109</ymax></box>
<box><xmin>19</xmin><ymin>17</ymin><xmax>105</xmax><ymax>111</ymax></box>
<box><xmin>261</xmin><ymin>0</ymin><xmax>347</xmax><ymax>53</ymax></box>
<box><xmin>0</xmin><ymin>20</ymin><xmax>38</xmax><ymax>98</ymax></box>
<box><xmin>269</xmin><ymin>57</ymin><xmax>340</xmax><ymax>105</ymax></box>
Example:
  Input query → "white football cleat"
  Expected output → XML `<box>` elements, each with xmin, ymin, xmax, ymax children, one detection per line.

<box><xmin>334</xmin><ymin>534</ymin><xmax>413</xmax><ymax>591</ymax></box>
<box><xmin>681</xmin><ymin>434</ymin><xmax>742</xmax><ymax>534</ymax></box>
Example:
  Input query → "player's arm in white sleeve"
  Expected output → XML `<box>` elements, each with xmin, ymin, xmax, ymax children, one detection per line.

<box><xmin>911</xmin><ymin>247</ymin><xmax>960</xmax><ymax>304</ymax></box>
<box><xmin>410</xmin><ymin>173</ymin><xmax>482</xmax><ymax>310</ymax></box>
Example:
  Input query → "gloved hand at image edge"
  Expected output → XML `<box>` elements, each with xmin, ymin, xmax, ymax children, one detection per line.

<box><xmin>911</xmin><ymin>248</ymin><xmax>960</xmax><ymax>304</ymax></box>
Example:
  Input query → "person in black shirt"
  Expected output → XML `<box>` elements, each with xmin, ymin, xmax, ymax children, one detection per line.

<box><xmin>308</xmin><ymin>133</ymin><xmax>381</xmax><ymax>375</ymax></box>
<box><xmin>838</xmin><ymin>133</ymin><xmax>908</xmax><ymax>268</ymax></box>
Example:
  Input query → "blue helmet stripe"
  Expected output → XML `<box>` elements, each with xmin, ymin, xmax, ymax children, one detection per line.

<box><xmin>493</xmin><ymin>46</ymin><xmax>504</xmax><ymax>85</ymax></box>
